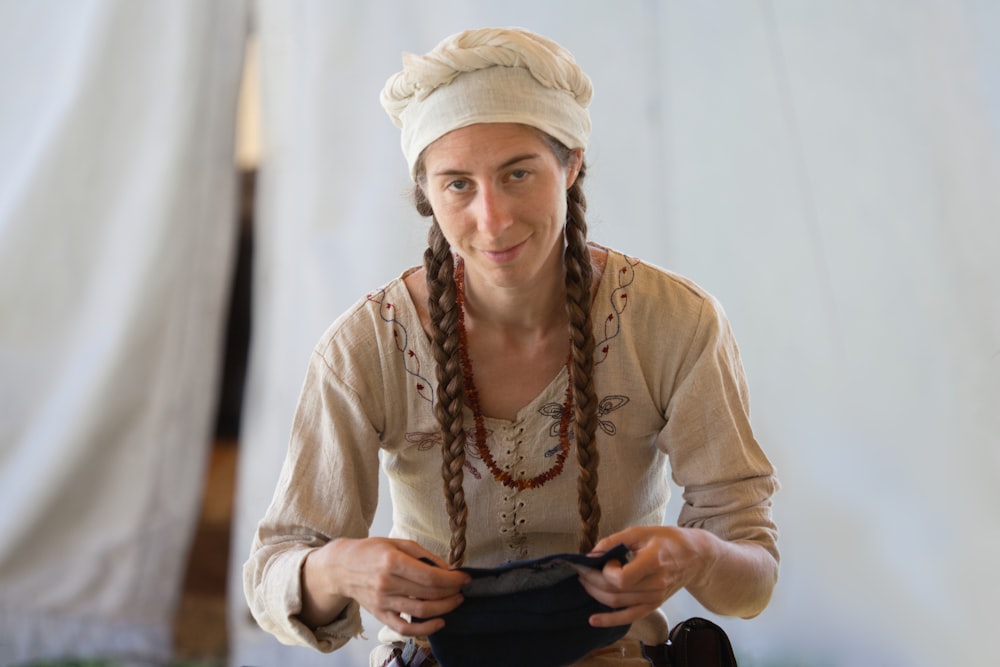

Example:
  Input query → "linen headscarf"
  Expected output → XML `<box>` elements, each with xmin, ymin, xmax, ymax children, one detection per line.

<box><xmin>380</xmin><ymin>27</ymin><xmax>593</xmax><ymax>180</ymax></box>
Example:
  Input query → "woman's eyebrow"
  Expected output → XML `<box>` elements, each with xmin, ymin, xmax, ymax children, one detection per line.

<box><xmin>498</xmin><ymin>153</ymin><xmax>541</xmax><ymax>169</ymax></box>
<box><xmin>432</xmin><ymin>153</ymin><xmax>541</xmax><ymax>178</ymax></box>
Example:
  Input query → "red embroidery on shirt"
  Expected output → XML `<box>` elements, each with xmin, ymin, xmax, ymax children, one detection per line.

<box><xmin>594</xmin><ymin>255</ymin><xmax>639</xmax><ymax>365</ymax></box>
<box><xmin>367</xmin><ymin>289</ymin><xmax>433</xmax><ymax>405</ymax></box>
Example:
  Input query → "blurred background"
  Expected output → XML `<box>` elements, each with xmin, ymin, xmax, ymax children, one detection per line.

<box><xmin>1</xmin><ymin>1</ymin><xmax>997</xmax><ymax>666</ymax></box>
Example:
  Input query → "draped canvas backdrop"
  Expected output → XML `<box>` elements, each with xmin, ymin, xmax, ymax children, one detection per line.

<box><xmin>0</xmin><ymin>0</ymin><xmax>249</xmax><ymax>663</ymax></box>
<box><xmin>0</xmin><ymin>2</ymin><xmax>996</xmax><ymax>666</ymax></box>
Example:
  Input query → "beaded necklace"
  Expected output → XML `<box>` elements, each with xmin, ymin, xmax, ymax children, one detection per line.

<box><xmin>454</xmin><ymin>257</ymin><xmax>574</xmax><ymax>490</ymax></box>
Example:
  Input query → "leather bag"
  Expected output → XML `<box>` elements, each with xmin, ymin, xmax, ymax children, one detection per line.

<box><xmin>642</xmin><ymin>617</ymin><xmax>739</xmax><ymax>667</ymax></box>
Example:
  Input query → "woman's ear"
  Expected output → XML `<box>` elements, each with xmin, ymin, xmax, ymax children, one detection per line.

<box><xmin>565</xmin><ymin>148</ymin><xmax>584</xmax><ymax>189</ymax></box>
<box><xmin>414</xmin><ymin>183</ymin><xmax>434</xmax><ymax>217</ymax></box>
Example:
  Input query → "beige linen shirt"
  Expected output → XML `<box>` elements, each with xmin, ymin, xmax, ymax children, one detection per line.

<box><xmin>244</xmin><ymin>246</ymin><xmax>779</xmax><ymax>654</ymax></box>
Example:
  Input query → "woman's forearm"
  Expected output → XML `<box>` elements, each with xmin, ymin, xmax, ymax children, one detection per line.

<box><xmin>686</xmin><ymin>532</ymin><xmax>779</xmax><ymax>618</ymax></box>
<box><xmin>299</xmin><ymin>543</ymin><xmax>353</xmax><ymax>629</ymax></box>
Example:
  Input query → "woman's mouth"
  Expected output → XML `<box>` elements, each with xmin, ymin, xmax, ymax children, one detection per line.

<box><xmin>480</xmin><ymin>240</ymin><xmax>527</xmax><ymax>264</ymax></box>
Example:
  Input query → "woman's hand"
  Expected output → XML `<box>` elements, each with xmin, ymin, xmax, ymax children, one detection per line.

<box><xmin>300</xmin><ymin>537</ymin><xmax>470</xmax><ymax>636</ymax></box>
<box><xmin>575</xmin><ymin>526</ymin><xmax>714</xmax><ymax>628</ymax></box>
<box><xmin>576</xmin><ymin>525</ymin><xmax>778</xmax><ymax>627</ymax></box>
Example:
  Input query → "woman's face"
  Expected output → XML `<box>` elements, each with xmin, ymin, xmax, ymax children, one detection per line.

<box><xmin>420</xmin><ymin>123</ymin><xmax>581</xmax><ymax>295</ymax></box>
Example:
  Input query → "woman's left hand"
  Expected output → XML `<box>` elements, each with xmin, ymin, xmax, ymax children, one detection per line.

<box><xmin>574</xmin><ymin>525</ymin><xmax>717</xmax><ymax>628</ymax></box>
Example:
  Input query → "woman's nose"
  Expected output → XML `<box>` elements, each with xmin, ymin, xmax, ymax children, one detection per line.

<box><xmin>474</xmin><ymin>185</ymin><xmax>513</xmax><ymax>236</ymax></box>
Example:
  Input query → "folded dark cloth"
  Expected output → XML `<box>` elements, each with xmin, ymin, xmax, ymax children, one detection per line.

<box><xmin>419</xmin><ymin>544</ymin><xmax>632</xmax><ymax>667</ymax></box>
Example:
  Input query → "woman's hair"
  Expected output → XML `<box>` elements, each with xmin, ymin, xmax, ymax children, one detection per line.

<box><xmin>414</xmin><ymin>132</ymin><xmax>601</xmax><ymax>566</ymax></box>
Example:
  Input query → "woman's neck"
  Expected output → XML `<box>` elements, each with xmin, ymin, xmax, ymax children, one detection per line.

<box><xmin>464</xmin><ymin>284</ymin><xmax>565</xmax><ymax>337</ymax></box>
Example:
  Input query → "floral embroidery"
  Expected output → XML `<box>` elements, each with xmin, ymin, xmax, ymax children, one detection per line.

<box><xmin>404</xmin><ymin>429</ymin><xmax>485</xmax><ymax>480</ymax></box>
<box><xmin>404</xmin><ymin>430</ymin><xmax>442</xmax><ymax>452</ymax></box>
<box><xmin>597</xmin><ymin>395</ymin><xmax>630</xmax><ymax>435</ymax></box>
<box><xmin>595</xmin><ymin>255</ymin><xmax>640</xmax><ymax>365</ymax></box>
<box><xmin>367</xmin><ymin>288</ymin><xmax>434</xmax><ymax>405</ymax></box>
<box><xmin>540</xmin><ymin>394</ymin><xmax>631</xmax><ymax>439</ymax></box>
<box><xmin>540</xmin><ymin>400</ymin><xmax>574</xmax><ymax>441</ymax></box>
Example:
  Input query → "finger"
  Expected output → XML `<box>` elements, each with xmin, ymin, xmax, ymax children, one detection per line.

<box><xmin>374</xmin><ymin>608</ymin><xmax>446</xmax><ymax>637</ymax></box>
<box><xmin>391</xmin><ymin>591</ymin><xmax>466</xmax><ymax>621</ymax></box>
<box><xmin>592</xmin><ymin>526</ymin><xmax>644</xmax><ymax>554</ymax></box>
<box><xmin>573</xmin><ymin>562</ymin><xmax>638</xmax><ymax>598</ymax></box>
<box><xmin>590</xmin><ymin>535</ymin><xmax>625</xmax><ymax>555</ymax></box>
<box><xmin>374</xmin><ymin>589</ymin><xmax>468</xmax><ymax>637</ymax></box>
<box><xmin>600</xmin><ymin>557</ymin><xmax>629</xmax><ymax>586</ymax></box>
<box><xmin>606</xmin><ymin>545</ymin><xmax>680</xmax><ymax>591</ymax></box>
<box><xmin>589</xmin><ymin>538</ymin><xmax>613</xmax><ymax>555</ymax></box>
<box><xmin>380</xmin><ymin>570</ymin><xmax>467</xmax><ymax>603</ymax></box>
<box><xmin>574</xmin><ymin>558</ymin><xmax>634</xmax><ymax>591</ymax></box>
<box><xmin>572</xmin><ymin>563</ymin><xmax>614</xmax><ymax>593</ymax></box>
<box><xmin>580</xmin><ymin>571</ymin><xmax>666</xmax><ymax>606</ymax></box>
<box><xmin>415</xmin><ymin>567</ymin><xmax>472</xmax><ymax>596</ymax></box>
<box><xmin>396</xmin><ymin>550</ymin><xmax>471</xmax><ymax>589</ymax></box>
<box><xmin>394</xmin><ymin>540</ymin><xmax>453</xmax><ymax>569</ymax></box>
<box><xmin>376</xmin><ymin>548</ymin><xmax>470</xmax><ymax>594</ymax></box>
<box><xmin>588</xmin><ymin>604</ymin><xmax>659</xmax><ymax>628</ymax></box>
<box><xmin>578</xmin><ymin>569</ymin><xmax>677</xmax><ymax>614</ymax></box>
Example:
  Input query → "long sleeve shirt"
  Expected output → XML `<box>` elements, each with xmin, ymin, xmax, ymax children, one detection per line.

<box><xmin>244</xmin><ymin>245</ymin><xmax>779</xmax><ymax>652</ymax></box>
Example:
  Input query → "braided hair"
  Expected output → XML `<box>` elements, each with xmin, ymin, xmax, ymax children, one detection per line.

<box><xmin>414</xmin><ymin>135</ymin><xmax>600</xmax><ymax>565</ymax></box>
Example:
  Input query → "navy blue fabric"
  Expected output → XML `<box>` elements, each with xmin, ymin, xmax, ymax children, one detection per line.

<box><xmin>420</xmin><ymin>545</ymin><xmax>632</xmax><ymax>667</ymax></box>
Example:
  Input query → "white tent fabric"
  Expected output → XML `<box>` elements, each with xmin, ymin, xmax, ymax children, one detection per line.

<box><xmin>0</xmin><ymin>1</ymin><xmax>248</xmax><ymax>664</ymax></box>
<box><xmin>1</xmin><ymin>1</ymin><xmax>996</xmax><ymax>666</ymax></box>
<box><xmin>649</xmin><ymin>3</ymin><xmax>1000</xmax><ymax>665</ymax></box>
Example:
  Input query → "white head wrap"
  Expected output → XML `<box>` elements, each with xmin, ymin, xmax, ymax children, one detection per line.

<box><xmin>380</xmin><ymin>27</ymin><xmax>593</xmax><ymax>180</ymax></box>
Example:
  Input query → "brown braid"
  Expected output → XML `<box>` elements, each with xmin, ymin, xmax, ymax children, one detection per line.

<box><xmin>416</xmin><ymin>184</ymin><xmax>470</xmax><ymax>566</ymax></box>
<box><xmin>412</xmin><ymin>133</ymin><xmax>600</xmax><ymax>563</ymax></box>
<box><xmin>560</xmin><ymin>162</ymin><xmax>602</xmax><ymax>553</ymax></box>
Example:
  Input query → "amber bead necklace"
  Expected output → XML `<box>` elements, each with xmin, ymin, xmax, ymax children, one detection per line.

<box><xmin>454</xmin><ymin>257</ymin><xmax>574</xmax><ymax>490</ymax></box>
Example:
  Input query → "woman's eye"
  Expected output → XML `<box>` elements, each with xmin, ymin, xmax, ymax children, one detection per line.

<box><xmin>509</xmin><ymin>169</ymin><xmax>528</xmax><ymax>181</ymax></box>
<box><xmin>447</xmin><ymin>179</ymin><xmax>469</xmax><ymax>192</ymax></box>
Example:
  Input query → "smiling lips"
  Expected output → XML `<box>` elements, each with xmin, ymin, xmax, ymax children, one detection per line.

<box><xmin>480</xmin><ymin>239</ymin><xmax>527</xmax><ymax>264</ymax></box>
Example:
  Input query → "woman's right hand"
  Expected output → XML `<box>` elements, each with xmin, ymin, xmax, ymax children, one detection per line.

<box><xmin>300</xmin><ymin>537</ymin><xmax>470</xmax><ymax>636</ymax></box>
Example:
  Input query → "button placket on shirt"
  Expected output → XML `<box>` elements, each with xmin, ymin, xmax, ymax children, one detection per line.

<box><xmin>497</xmin><ymin>422</ymin><xmax>530</xmax><ymax>560</ymax></box>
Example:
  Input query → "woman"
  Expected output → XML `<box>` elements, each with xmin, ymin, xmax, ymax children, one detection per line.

<box><xmin>244</xmin><ymin>27</ymin><xmax>779</xmax><ymax>666</ymax></box>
